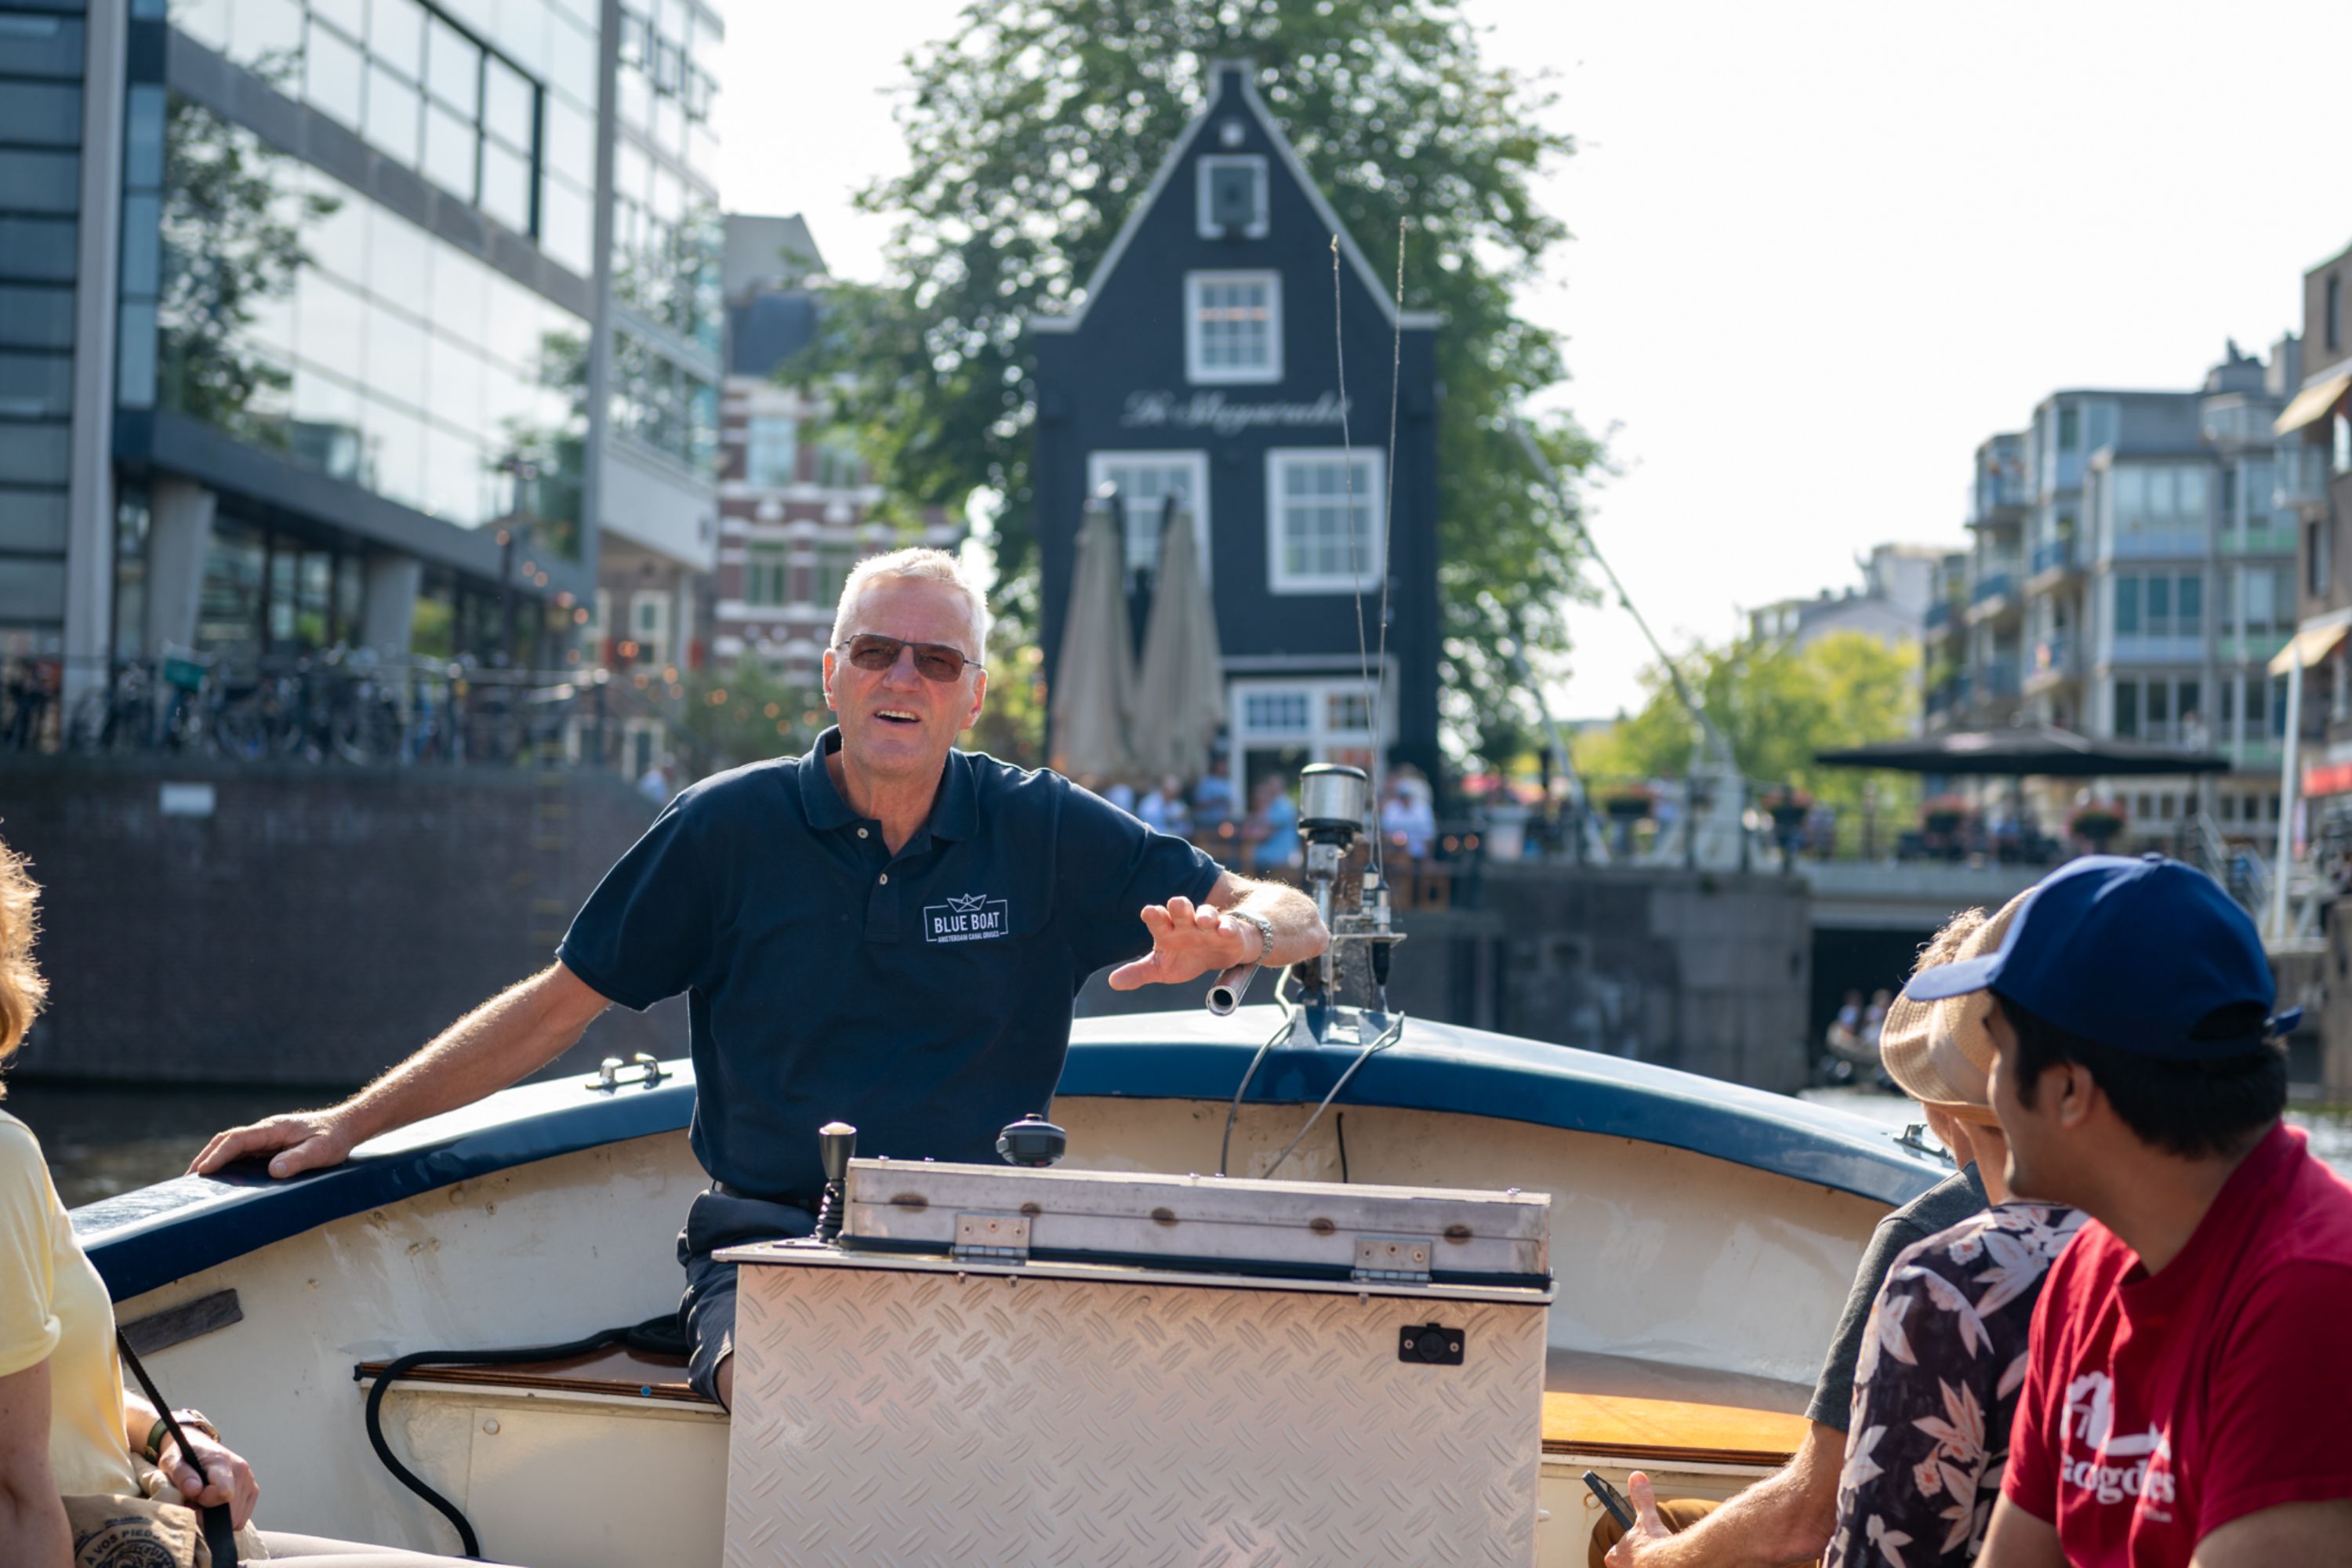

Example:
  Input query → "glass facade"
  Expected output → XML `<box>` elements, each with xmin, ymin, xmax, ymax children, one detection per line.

<box><xmin>135</xmin><ymin>96</ymin><xmax>590</xmax><ymax>554</ymax></box>
<box><xmin>169</xmin><ymin>0</ymin><xmax>597</xmax><ymax>274</ymax></box>
<box><xmin>608</xmin><ymin>0</ymin><xmax>720</xmax><ymax>476</ymax></box>
<box><xmin>0</xmin><ymin>2</ymin><xmax>85</xmax><ymax>644</ymax></box>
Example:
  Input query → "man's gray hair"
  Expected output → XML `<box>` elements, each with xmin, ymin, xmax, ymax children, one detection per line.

<box><xmin>830</xmin><ymin>546</ymin><xmax>992</xmax><ymax>657</ymax></box>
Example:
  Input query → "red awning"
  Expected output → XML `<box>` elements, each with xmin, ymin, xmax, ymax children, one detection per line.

<box><xmin>2303</xmin><ymin>761</ymin><xmax>2352</xmax><ymax>798</ymax></box>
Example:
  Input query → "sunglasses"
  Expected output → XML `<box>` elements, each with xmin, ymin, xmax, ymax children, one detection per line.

<box><xmin>835</xmin><ymin>633</ymin><xmax>984</xmax><ymax>684</ymax></box>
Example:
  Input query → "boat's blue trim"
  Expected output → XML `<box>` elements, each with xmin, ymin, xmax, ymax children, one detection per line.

<box><xmin>1060</xmin><ymin>1011</ymin><xmax>1947</xmax><ymax>1209</ymax></box>
<box><xmin>75</xmin><ymin>1075</ymin><xmax>701</xmax><ymax>1300</ymax></box>
<box><xmin>75</xmin><ymin>1011</ymin><xmax>1946</xmax><ymax>1300</ymax></box>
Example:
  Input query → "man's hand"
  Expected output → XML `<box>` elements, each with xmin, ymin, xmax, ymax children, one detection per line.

<box><xmin>1108</xmin><ymin>895</ymin><xmax>1254</xmax><ymax>991</ymax></box>
<box><xmin>188</xmin><ymin>1108</ymin><xmax>359</xmax><ymax>1180</ymax></box>
<box><xmin>158</xmin><ymin>1428</ymin><xmax>260</xmax><ymax>1530</ymax></box>
<box><xmin>1605</xmin><ymin>1472</ymin><xmax>1675</xmax><ymax>1567</ymax></box>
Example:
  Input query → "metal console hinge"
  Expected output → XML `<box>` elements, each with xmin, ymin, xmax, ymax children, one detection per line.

<box><xmin>1352</xmin><ymin>1234</ymin><xmax>1434</xmax><ymax>1284</ymax></box>
<box><xmin>953</xmin><ymin>1211</ymin><xmax>1032</xmax><ymax>1262</ymax></box>
<box><xmin>587</xmin><ymin>1053</ymin><xmax>670</xmax><ymax>1092</ymax></box>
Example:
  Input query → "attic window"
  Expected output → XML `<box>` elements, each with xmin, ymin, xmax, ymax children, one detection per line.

<box><xmin>1197</xmin><ymin>154</ymin><xmax>1269</xmax><ymax>240</ymax></box>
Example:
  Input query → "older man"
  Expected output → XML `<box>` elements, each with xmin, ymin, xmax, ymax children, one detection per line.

<box><xmin>192</xmin><ymin>547</ymin><xmax>1328</xmax><ymax>1407</ymax></box>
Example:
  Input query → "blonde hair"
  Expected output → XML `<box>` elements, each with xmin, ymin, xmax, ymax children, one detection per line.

<box><xmin>1915</xmin><ymin>906</ymin><xmax>1987</xmax><ymax>975</ymax></box>
<box><xmin>829</xmin><ymin>547</ymin><xmax>992</xmax><ymax>659</ymax></box>
<box><xmin>0</xmin><ymin>838</ymin><xmax>46</xmax><ymax>1094</ymax></box>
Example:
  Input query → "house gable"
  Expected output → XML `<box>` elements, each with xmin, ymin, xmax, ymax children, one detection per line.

<box><xmin>1031</xmin><ymin>58</ymin><xmax>1440</xmax><ymax>337</ymax></box>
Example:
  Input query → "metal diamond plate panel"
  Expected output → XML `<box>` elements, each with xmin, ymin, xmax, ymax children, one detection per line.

<box><xmin>722</xmin><ymin>1261</ymin><xmax>1544</xmax><ymax>1567</ymax></box>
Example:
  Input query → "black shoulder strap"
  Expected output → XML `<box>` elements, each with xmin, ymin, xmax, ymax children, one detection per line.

<box><xmin>114</xmin><ymin>1330</ymin><xmax>238</xmax><ymax>1568</ymax></box>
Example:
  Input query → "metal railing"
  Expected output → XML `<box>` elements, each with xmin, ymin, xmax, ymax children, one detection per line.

<box><xmin>2030</xmin><ymin>538</ymin><xmax>2077</xmax><ymax>576</ymax></box>
<box><xmin>1970</xmin><ymin>571</ymin><xmax>2016</xmax><ymax>605</ymax></box>
<box><xmin>2</xmin><ymin>652</ymin><xmax>637</xmax><ymax>771</ymax></box>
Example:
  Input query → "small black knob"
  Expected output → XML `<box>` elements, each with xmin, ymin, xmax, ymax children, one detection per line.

<box><xmin>818</xmin><ymin>1120</ymin><xmax>858</xmax><ymax>1184</ymax></box>
<box><xmin>1414</xmin><ymin>1328</ymin><xmax>1449</xmax><ymax>1363</ymax></box>
<box><xmin>996</xmin><ymin>1112</ymin><xmax>1067</xmax><ymax>1168</ymax></box>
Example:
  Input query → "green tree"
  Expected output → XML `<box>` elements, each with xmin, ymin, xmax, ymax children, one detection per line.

<box><xmin>679</xmin><ymin>664</ymin><xmax>827</xmax><ymax>775</ymax></box>
<box><xmin>1577</xmin><ymin>631</ymin><xmax>1922</xmax><ymax>819</ymax></box>
<box><xmin>804</xmin><ymin>0</ymin><xmax>1597</xmax><ymax>768</ymax></box>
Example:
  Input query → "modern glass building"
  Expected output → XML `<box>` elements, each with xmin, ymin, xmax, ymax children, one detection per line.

<box><xmin>0</xmin><ymin>0</ymin><xmax>720</xmax><ymax>721</ymax></box>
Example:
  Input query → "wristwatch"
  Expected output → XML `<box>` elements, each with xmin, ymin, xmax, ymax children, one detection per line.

<box><xmin>1227</xmin><ymin>910</ymin><xmax>1276</xmax><ymax>966</ymax></box>
<box><xmin>143</xmin><ymin>1409</ymin><xmax>218</xmax><ymax>1462</ymax></box>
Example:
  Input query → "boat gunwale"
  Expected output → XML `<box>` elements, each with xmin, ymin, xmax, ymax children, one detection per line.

<box><xmin>72</xmin><ymin>1009</ymin><xmax>1945</xmax><ymax>1300</ymax></box>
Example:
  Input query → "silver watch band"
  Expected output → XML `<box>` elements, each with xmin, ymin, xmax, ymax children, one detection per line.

<box><xmin>1230</xmin><ymin>910</ymin><xmax>1276</xmax><ymax>966</ymax></box>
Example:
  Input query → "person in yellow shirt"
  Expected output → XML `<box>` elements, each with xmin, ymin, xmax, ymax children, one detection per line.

<box><xmin>0</xmin><ymin>839</ymin><xmax>466</xmax><ymax>1567</ymax></box>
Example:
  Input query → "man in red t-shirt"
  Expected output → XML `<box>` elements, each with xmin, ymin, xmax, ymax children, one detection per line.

<box><xmin>1900</xmin><ymin>854</ymin><xmax>2352</xmax><ymax>1566</ymax></box>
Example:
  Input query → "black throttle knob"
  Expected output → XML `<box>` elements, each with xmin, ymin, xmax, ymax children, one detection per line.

<box><xmin>814</xmin><ymin>1120</ymin><xmax>857</xmax><ymax>1242</ymax></box>
<box><xmin>996</xmin><ymin>1112</ymin><xmax>1067</xmax><ymax>1168</ymax></box>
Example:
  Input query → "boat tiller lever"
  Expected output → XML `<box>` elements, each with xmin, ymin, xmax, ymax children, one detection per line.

<box><xmin>815</xmin><ymin>1120</ymin><xmax>856</xmax><ymax>1241</ymax></box>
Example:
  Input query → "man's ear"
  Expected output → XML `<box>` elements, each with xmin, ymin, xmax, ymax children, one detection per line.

<box><xmin>2053</xmin><ymin>1060</ymin><xmax>2100</xmax><ymax>1131</ymax></box>
<box><xmin>962</xmin><ymin>669</ymin><xmax>987</xmax><ymax>732</ymax></box>
<box><xmin>821</xmin><ymin>649</ymin><xmax>838</xmax><ymax>713</ymax></box>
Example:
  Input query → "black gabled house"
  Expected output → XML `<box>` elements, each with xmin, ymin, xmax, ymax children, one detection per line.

<box><xmin>1030</xmin><ymin>58</ymin><xmax>1442</xmax><ymax>797</ymax></box>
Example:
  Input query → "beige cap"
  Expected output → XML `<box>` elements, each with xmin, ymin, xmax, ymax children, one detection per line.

<box><xmin>1879</xmin><ymin>888</ymin><xmax>2031</xmax><ymax>1126</ymax></box>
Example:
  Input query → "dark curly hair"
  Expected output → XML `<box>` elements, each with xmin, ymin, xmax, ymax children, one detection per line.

<box><xmin>1997</xmin><ymin>993</ymin><xmax>2284</xmax><ymax>1159</ymax></box>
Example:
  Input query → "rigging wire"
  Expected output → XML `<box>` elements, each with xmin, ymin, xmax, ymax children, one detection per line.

<box><xmin>1331</xmin><ymin>235</ymin><xmax>1384</xmax><ymax>872</ymax></box>
<box><xmin>1371</xmin><ymin>218</ymin><xmax>1405</xmax><ymax>882</ymax></box>
<box><xmin>1509</xmin><ymin>419</ymin><xmax>1736</xmax><ymax>768</ymax></box>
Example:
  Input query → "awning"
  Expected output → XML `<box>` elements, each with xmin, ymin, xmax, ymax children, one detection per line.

<box><xmin>2267</xmin><ymin>611</ymin><xmax>2352</xmax><ymax>677</ymax></box>
<box><xmin>2274</xmin><ymin>370</ymin><xmax>2352</xmax><ymax>436</ymax></box>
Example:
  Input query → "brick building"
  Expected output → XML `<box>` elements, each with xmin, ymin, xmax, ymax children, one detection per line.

<box><xmin>711</xmin><ymin>215</ymin><xmax>961</xmax><ymax>683</ymax></box>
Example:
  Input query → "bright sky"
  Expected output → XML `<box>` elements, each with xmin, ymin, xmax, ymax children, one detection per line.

<box><xmin>715</xmin><ymin>1</ymin><xmax>2352</xmax><ymax>720</ymax></box>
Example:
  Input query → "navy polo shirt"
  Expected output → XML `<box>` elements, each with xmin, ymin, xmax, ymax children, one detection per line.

<box><xmin>557</xmin><ymin>729</ymin><xmax>1225</xmax><ymax>1202</ymax></box>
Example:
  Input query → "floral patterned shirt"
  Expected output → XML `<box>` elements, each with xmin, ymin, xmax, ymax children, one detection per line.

<box><xmin>1825</xmin><ymin>1200</ymin><xmax>2087</xmax><ymax>1568</ymax></box>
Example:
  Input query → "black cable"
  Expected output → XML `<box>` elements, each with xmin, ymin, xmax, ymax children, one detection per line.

<box><xmin>360</xmin><ymin>1318</ymin><xmax>673</xmax><ymax>1558</ymax></box>
<box><xmin>1261</xmin><ymin>1009</ymin><xmax>1406</xmax><ymax>1180</ymax></box>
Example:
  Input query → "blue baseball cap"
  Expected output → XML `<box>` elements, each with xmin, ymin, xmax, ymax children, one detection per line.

<box><xmin>1902</xmin><ymin>854</ymin><xmax>2290</xmax><ymax>1059</ymax></box>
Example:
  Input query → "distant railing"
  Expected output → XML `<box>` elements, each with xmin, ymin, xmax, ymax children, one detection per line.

<box><xmin>1924</xmin><ymin>601</ymin><xmax>1953</xmax><ymax>630</ymax></box>
<box><xmin>1971</xmin><ymin>571</ymin><xmax>2015</xmax><ymax>605</ymax></box>
<box><xmin>2030</xmin><ymin>538</ymin><xmax>2076</xmax><ymax>576</ymax></box>
<box><xmin>0</xmin><ymin>652</ymin><xmax>639</xmax><ymax>771</ymax></box>
<box><xmin>1980</xmin><ymin>659</ymin><xmax>2022</xmax><ymax>698</ymax></box>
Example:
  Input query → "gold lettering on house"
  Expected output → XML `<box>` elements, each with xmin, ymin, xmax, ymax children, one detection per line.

<box><xmin>1120</xmin><ymin>391</ymin><xmax>1351</xmax><ymax>435</ymax></box>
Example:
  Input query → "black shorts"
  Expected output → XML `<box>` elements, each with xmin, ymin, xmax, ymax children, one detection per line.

<box><xmin>676</xmin><ymin>1185</ymin><xmax>817</xmax><ymax>1405</ymax></box>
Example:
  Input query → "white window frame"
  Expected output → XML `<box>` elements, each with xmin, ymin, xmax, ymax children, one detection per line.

<box><xmin>744</xmin><ymin>541</ymin><xmax>788</xmax><ymax>608</ymax></box>
<box><xmin>1087</xmin><ymin>449</ymin><xmax>1212</xmax><ymax>580</ymax></box>
<box><xmin>1185</xmin><ymin>270</ymin><xmax>1282</xmax><ymax>386</ymax></box>
<box><xmin>1265</xmin><ymin>447</ymin><xmax>1385</xmax><ymax>594</ymax></box>
<box><xmin>1229</xmin><ymin>675</ymin><xmax>1387</xmax><ymax>767</ymax></box>
<box><xmin>630</xmin><ymin>588</ymin><xmax>670</xmax><ymax>667</ymax></box>
<box><xmin>744</xmin><ymin>414</ymin><xmax>798</xmax><ymax>489</ymax></box>
<box><xmin>1196</xmin><ymin>154</ymin><xmax>1269</xmax><ymax>240</ymax></box>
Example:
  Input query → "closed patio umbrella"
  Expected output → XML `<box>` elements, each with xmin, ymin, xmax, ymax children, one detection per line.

<box><xmin>1131</xmin><ymin>499</ymin><xmax>1225</xmax><ymax>783</ymax></box>
<box><xmin>1050</xmin><ymin>499</ymin><xmax>1139</xmax><ymax>781</ymax></box>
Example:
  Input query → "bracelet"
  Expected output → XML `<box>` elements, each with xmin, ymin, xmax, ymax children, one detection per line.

<box><xmin>143</xmin><ymin>1409</ymin><xmax>218</xmax><ymax>1461</ymax></box>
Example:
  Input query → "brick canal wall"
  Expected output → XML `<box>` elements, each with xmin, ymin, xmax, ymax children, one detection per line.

<box><xmin>4</xmin><ymin>762</ymin><xmax>1817</xmax><ymax>1095</ymax></box>
<box><xmin>1080</xmin><ymin>862</ymin><xmax>1815</xmax><ymax>1094</ymax></box>
<box><xmin>0</xmin><ymin>760</ymin><xmax>681</xmax><ymax>1087</ymax></box>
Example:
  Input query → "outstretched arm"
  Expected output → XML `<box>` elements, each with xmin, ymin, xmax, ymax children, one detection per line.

<box><xmin>1606</xmin><ymin>1420</ymin><xmax>1844</xmax><ymax>1568</ymax></box>
<box><xmin>190</xmin><ymin>962</ymin><xmax>614</xmax><ymax>1178</ymax></box>
<box><xmin>1107</xmin><ymin>871</ymin><xmax>1327</xmax><ymax>991</ymax></box>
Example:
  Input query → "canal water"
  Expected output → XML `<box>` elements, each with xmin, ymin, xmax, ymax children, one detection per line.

<box><xmin>12</xmin><ymin>1080</ymin><xmax>2351</xmax><ymax>1211</ymax></box>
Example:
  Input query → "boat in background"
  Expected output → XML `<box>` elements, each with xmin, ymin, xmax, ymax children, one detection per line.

<box><xmin>73</xmin><ymin>1007</ymin><xmax>1943</xmax><ymax>1566</ymax></box>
